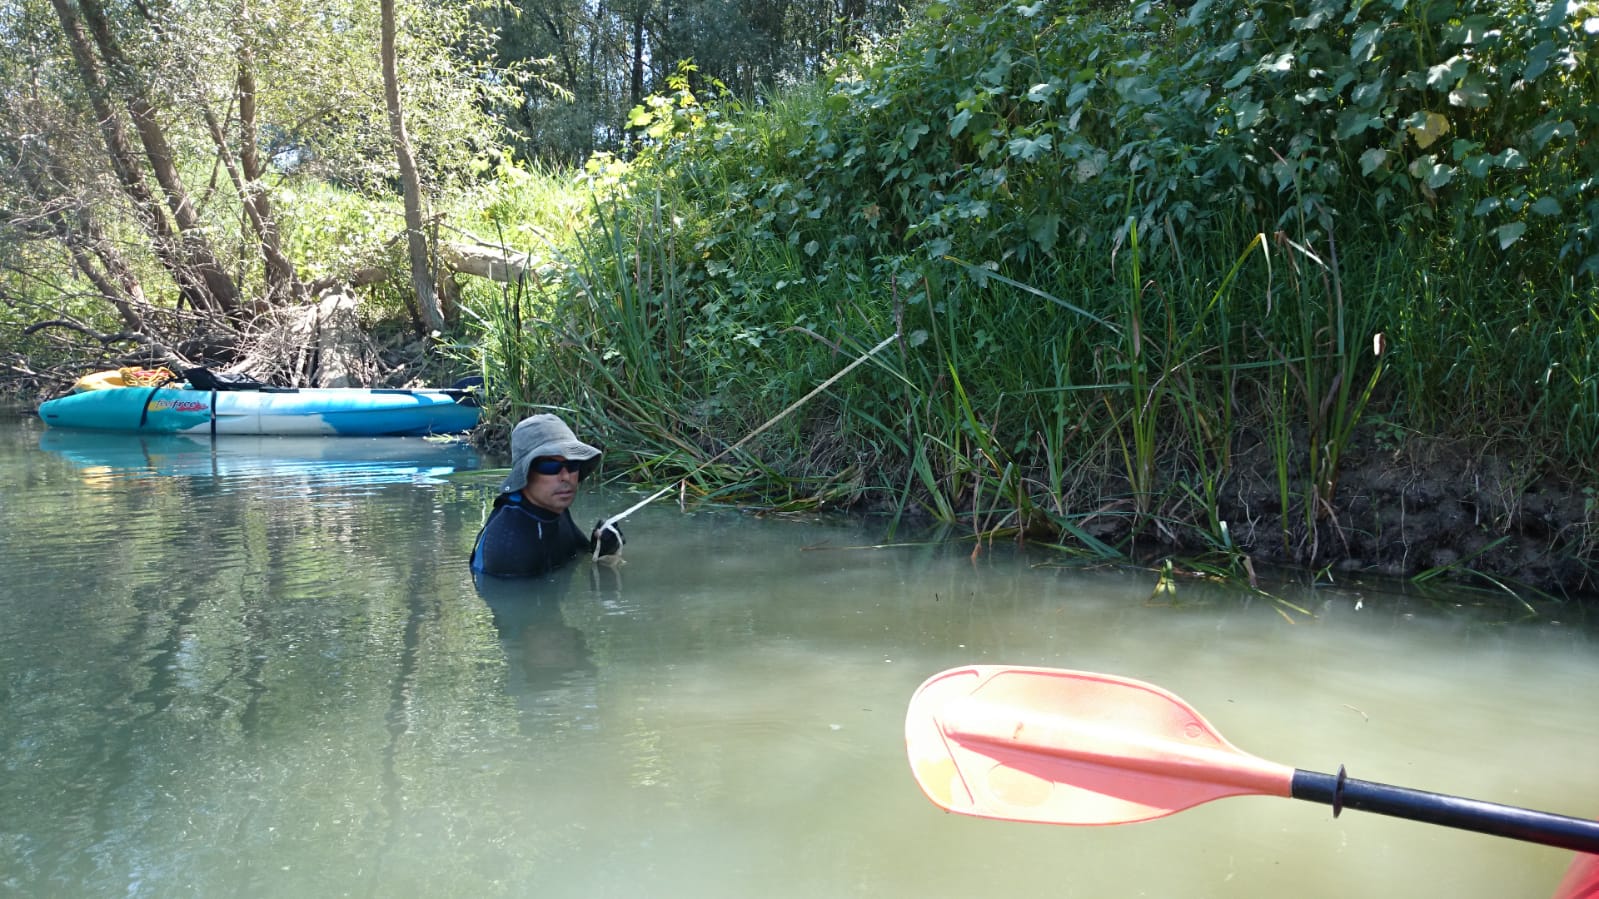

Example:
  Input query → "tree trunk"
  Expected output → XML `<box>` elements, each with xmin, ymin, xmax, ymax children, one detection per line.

<box><xmin>201</xmin><ymin>104</ymin><xmax>305</xmax><ymax>308</ymax></box>
<box><xmin>630</xmin><ymin>10</ymin><xmax>646</xmax><ymax>110</ymax></box>
<box><xmin>234</xmin><ymin>17</ymin><xmax>303</xmax><ymax>306</ymax></box>
<box><xmin>380</xmin><ymin>0</ymin><xmax>445</xmax><ymax>334</ymax></box>
<box><xmin>48</xmin><ymin>0</ymin><xmax>176</xmax><ymax>248</ymax></box>
<box><xmin>48</xmin><ymin>0</ymin><xmax>241</xmax><ymax>318</ymax></box>
<box><xmin>76</xmin><ymin>0</ymin><xmax>241</xmax><ymax>318</ymax></box>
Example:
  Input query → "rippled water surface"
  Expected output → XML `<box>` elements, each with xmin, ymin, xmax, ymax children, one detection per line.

<box><xmin>2</xmin><ymin>410</ymin><xmax>1596</xmax><ymax>898</ymax></box>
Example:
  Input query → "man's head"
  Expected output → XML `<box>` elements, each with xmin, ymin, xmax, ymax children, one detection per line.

<box><xmin>499</xmin><ymin>414</ymin><xmax>602</xmax><ymax>512</ymax></box>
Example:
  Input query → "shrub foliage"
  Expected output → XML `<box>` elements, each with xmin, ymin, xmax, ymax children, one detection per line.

<box><xmin>462</xmin><ymin>0</ymin><xmax>1599</xmax><ymax>582</ymax></box>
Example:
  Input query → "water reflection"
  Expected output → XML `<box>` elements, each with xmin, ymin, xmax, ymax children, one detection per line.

<box><xmin>38</xmin><ymin>429</ymin><xmax>478</xmax><ymax>490</ymax></box>
<box><xmin>473</xmin><ymin>564</ymin><xmax>630</xmax><ymax>734</ymax></box>
<box><xmin>4</xmin><ymin>411</ymin><xmax>1597</xmax><ymax>899</ymax></box>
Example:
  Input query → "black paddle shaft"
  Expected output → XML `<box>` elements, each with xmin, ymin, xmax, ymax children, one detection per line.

<box><xmin>1292</xmin><ymin>767</ymin><xmax>1599</xmax><ymax>854</ymax></box>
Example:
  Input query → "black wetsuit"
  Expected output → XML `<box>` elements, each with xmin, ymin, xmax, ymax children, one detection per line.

<box><xmin>470</xmin><ymin>493</ymin><xmax>592</xmax><ymax>577</ymax></box>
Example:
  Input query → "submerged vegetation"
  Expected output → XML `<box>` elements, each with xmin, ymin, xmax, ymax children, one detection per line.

<box><xmin>3</xmin><ymin>0</ymin><xmax>1596</xmax><ymax>594</ymax></box>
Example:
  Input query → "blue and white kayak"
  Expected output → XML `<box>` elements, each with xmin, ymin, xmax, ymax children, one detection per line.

<box><xmin>38</xmin><ymin>384</ymin><xmax>480</xmax><ymax>436</ymax></box>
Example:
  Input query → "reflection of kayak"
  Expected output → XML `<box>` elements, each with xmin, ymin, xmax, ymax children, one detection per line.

<box><xmin>38</xmin><ymin>384</ymin><xmax>479</xmax><ymax>436</ymax></box>
<box><xmin>38</xmin><ymin>430</ymin><xmax>480</xmax><ymax>486</ymax></box>
<box><xmin>1556</xmin><ymin>851</ymin><xmax>1599</xmax><ymax>899</ymax></box>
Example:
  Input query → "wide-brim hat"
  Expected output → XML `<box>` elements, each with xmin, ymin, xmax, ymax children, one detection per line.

<box><xmin>498</xmin><ymin>413</ymin><xmax>602</xmax><ymax>494</ymax></box>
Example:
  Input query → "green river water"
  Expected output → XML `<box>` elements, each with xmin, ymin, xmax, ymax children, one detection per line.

<box><xmin>1</xmin><ymin>409</ymin><xmax>1596</xmax><ymax>898</ymax></box>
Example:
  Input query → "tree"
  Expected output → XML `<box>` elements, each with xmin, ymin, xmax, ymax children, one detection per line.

<box><xmin>381</xmin><ymin>0</ymin><xmax>443</xmax><ymax>333</ymax></box>
<box><xmin>488</xmin><ymin>0</ymin><xmax>913</xmax><ymax>162</ymax></box>
<box><xmin>1</xmin><ymin>0</ymin><xmax>515</xmax><ymax>379</ymax></box>
<box><xmin>47</xmin><ymin>0</ymin><xmax>243</xmax><ymax>318</ymax></box>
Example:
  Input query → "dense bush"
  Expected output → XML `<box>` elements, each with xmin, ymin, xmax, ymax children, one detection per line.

<box><xmin>460</xmin><ymin>0</ymin><xmax>1599</xmax><ymax>582</ymax></box>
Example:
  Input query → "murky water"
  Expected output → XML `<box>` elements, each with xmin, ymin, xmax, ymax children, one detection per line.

<box><xmin>2</xmin><ymin>410</ymin><xmax>1596</xmax><ymax>898</ymax></box>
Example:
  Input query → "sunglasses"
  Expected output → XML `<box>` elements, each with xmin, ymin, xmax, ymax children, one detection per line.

<box><xmin>529</xmin><ymin>457</ymin><xmax>585</xmax><ymax>476</ymax></box>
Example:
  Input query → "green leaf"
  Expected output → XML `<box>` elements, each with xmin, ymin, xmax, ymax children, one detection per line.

<box><xmin>1114</xmin><ymin>75</ymin><xmax>1161</xmax><ymax>106</ymax></box>
<box><xmin>1448</xmin><ymin>74</ymin><xmax>1491</xmax><ymax>109</ymax></box>
<box><xmin>1337</xmin><ymin>110</ymin><xmax>1380</xmax><ymax>139</ymax></box>
<box><xmin>979</xmin><ymin>55</ymin><xmax>1014</xmax><ymax>85</ymax></box>
<box><xmin>1495</xmin><ymin>222</ymin><xmax>1526</xmax><ymax>249</ymax></box>
<box><xmin>1427</xmin><ymin>56</ymin><xmax>1467</xmax><ymax>89</ymax></box>
<box><xmin>1524</xmin><ymin>40</ymin><xmax>1556</xmax><ymax>80</ymax></box>
<box><xmin>1007</xmin><ymin>134</ymin><xmax>1053</xmax><ymax>161</ymax></box>
<box><xmin>1408</xmin><ymin>155</ymin><xmax>1454</xmax><ymax>188</ymax></box>
<box><xmin>1350</xmin><ymin>23</ymin><xmax>1382</xmax><ymax>63</ymax></box>
<box><xmin>1351</xmin><ymin>79</ymin><xmax>1385</xmax><ymax>107</ymax></box>
<box><xmin>1028</xmin><ymin>213</ymin><xmax>1062</xmax><ymax>251</ymax></box>
<box><xmin>1234</xmin><ymin>98</ymin><xmax>1264</xmax><ymax>128</ymax></box>
<box><xmin>1261</xmin><ymin>52</ymin><xmax>1294</xmax><ymax>74</ymax></box>
<box><xmin>1531</xmin><ymin>119</ymin><xmax>1575</xmax><ymax>150</ymax></box>
<box><xmin>1446</xmin><ymin>15</ymin><xmax>1499</xmax><ymax>44</ymax></box>
<box><xmin>1531</xmin><ymin>196</ymin><xmax>1562</xmax><ymax>216</ymax></box>
<box><xmin>1290</xmin><ymin>6</ymin><xmax>1329</xmax><ymax>30</ymax></box>
<box><xmin>949</xmin><ymin>108</ymin><xmax>972</xmax><ymax>138</ymax></box>
<box><xmin>901</xmin><ymin>121</ymin><xmax>930</xmax><ymax>152</ymax></box>
<box><xmin>1495</xmin><ymin>147</ymin><xmax>1529</xmax><ymax>170</ymax></box>
<box><xmin>1359</xmin><ymin>147</ymin><xmax>1389</xmax><ymax>175</ymax></box>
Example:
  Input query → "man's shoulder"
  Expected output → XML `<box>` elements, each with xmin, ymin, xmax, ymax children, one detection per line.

<box><xmin>499</xmin><ymin>494</ymin><xmax>562</xmax><ymax>521</ymax></box>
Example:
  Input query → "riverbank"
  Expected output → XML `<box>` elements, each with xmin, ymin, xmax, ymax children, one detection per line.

<box><xmin>827</xmin><ymin>426</ymin><xmax>1598</xmax><ymax>601</ymax></box>
<box><xmin>7</xmin><ymin>385</ymin><xmax>1594</xmax><ymax>600</ymax></box>
<box><xmin>477</xmin><ymin>396</ymin><xmax>1587</xmax><ymax>600</ymax></box>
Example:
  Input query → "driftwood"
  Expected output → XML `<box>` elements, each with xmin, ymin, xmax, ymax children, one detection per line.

<box><xmin>229</xmin><ymin>289</ymin><xmax>382</xmax><ymax>388</ymax></box>
<box><xmin>439</xmin><ymin>239</ymin><xmax>539</xmax><ymax>283</ymax></box>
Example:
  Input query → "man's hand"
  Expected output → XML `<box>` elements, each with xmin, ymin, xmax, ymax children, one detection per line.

<box><xmin>591</xmin><ymin>519</ymin><xmax>624</xmax><ymax>560</ymax></box>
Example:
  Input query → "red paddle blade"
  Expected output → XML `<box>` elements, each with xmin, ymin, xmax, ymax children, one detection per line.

<box><xmin>905</xmin><ymin>665</ymin><xmax>1296</xmax><ymax>826</ymax></box>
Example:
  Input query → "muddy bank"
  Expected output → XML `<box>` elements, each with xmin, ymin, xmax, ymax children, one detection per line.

<box><xmin>1138</xmin><ymin>432</ymin><xmax>1596</xmax><ymax>599</ymax></box>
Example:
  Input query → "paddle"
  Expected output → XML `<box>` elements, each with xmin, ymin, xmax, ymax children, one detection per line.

<box><xmin>905</xmin><ymin>665</ymin><xmax>1599</xmax><ymax>854</ymax></box>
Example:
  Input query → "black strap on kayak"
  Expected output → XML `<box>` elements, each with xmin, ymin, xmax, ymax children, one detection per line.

<box><xmin>209</xmin><ymin>389</ymin><xmax>218</xmax><ymax>439</ymax></box>
<box><xmin>137</xmin><ymin>384</ymin><xmax>163</xmax><ymax>429</ymax></box>
<box><xmin>134</xmin><ymin>370</ymin><xmax>188</xmax><ymax>429</ymax></box>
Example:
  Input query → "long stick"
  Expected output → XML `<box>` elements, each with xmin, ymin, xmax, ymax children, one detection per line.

<box><xmin>594</xmin><ymin>331</ymin><xmax>898</xmax><ymax>538</ymax></box>
<box><xmin>905</xmin><ymin>665</ymin><xmax>1599</xmax><ymax>854</ymax></box>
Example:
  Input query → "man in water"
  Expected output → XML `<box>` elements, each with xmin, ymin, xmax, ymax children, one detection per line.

<box><xmin>470</xmin><ymin>413</ymin><xmax>624</xmax><ymax>577</ymax></box>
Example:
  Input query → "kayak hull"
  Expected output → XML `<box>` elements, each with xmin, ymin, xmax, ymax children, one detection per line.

<box><xmin>38</xmin><ymin>386</ymin><xmax>479</xmax><ymax>436</ymax></box>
